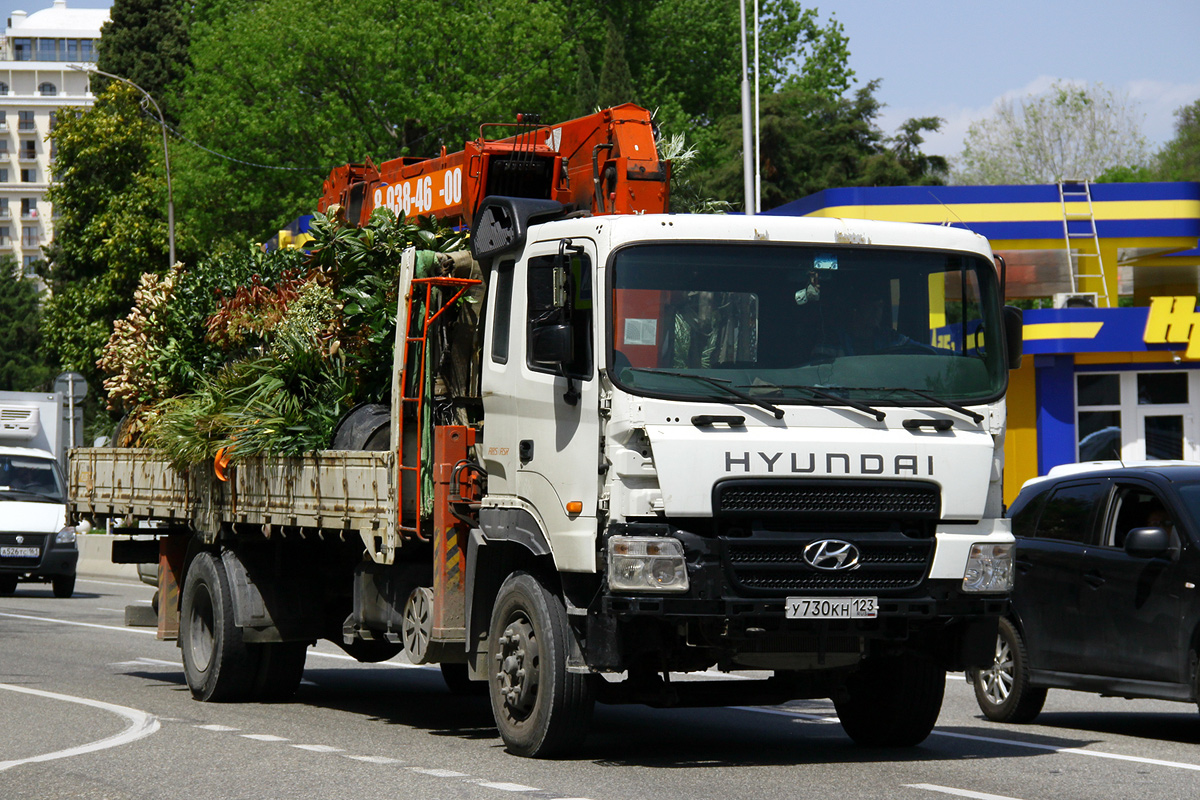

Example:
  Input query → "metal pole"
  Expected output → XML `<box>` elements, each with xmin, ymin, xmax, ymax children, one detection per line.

<box><xmin>754</xmin><ymin>0</ymin><xmax>761</xmax><ymax>214</ymax></box>
<box><xmin>739</xmin><ymin>0</ymin><xmax>754</xmax><ymax>216</ymax></box>
<box><xmin>71</xmin><ymin>65</ymin><xmax>175</xmax><ymax>266</ymax></box>
<box><xmin>67</xmin><ymin>374</ymin><xmax>75</xmax><ymax>455</ymax></box>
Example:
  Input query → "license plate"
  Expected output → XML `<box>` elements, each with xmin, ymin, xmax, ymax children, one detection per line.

<box><xmin>786</xmin><ymin>596</ymin><xmax>878</xmax><ymax>619</ymax></box>
<box><xmin>1</xmin><ymin>546</ymin><xmax>40</xmax><ymax>558</ymax></box>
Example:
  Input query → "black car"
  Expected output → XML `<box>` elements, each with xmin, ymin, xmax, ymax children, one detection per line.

<box><xmin>970</xmin><ymin>462</ymin><xmax>1200</xmax><ymax>722</ymax></box>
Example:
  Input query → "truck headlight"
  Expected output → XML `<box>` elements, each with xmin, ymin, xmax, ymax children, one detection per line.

<box><xmin>56</xmin><ymin>526</ymin><xmax>77</xmax><ymax>545</ymax></box>
<box><xmin>607</xmin><ymin>536</ymin><xmax>689</xmax><ymax>593</ymax></box>
<box><xmin>962</xmin><ymin>543</ymin><xmax>1012</xmax><ymax>593</ymax></box>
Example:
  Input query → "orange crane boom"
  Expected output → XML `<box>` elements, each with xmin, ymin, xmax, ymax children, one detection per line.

<box><xmin>318</xmin><ymin>104</ymin><xmax>671</xmax><ymax>228</ymax></box>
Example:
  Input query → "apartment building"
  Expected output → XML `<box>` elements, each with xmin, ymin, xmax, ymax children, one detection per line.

<box><xmin>1</xmin><ymin>0</ymin><xmax>108</xmax><ymax>274</ymax></box>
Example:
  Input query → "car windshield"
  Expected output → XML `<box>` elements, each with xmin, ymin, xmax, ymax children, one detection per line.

<box><xmin>610</xmin><ymin>242</ymin><xmax>1006</xmax><ymax>406</ymax></box>
<box><xmin>0</xmin><ymin>455</ymin><xmax>65</xmax><ymax>503</ymax></box>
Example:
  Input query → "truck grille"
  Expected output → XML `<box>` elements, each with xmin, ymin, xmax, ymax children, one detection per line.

<box><xmin>714</xmin><ymin>479</ymin><xmax>939</xmax><ymax>519</ymax></box>
<box><xmin>726</xmin><ymin>540</ymin><xmax>933</xmax><ymax>594</ymax></box>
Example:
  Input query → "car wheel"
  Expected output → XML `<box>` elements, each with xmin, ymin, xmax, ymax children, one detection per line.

<box><xmin>0</xmin><ymin>575</ymin><xmax>17</xmax><ymax>596</ymax></box>
<box><xmin>51</xmin><ymin>574</ymin><xmax>76</xmax><ymax>598</ymax></box>
<box><xmin>834</xmin><ymin>653</ymin><xmax>945</xmax><ymax>747</ymax></box>
<box><xmin>179</xmin><ymin>552</ymin><xmax>257</xmax><ymax>702</ymax></box>
<box><xmin>971</xmin><ymin>617</ymin><xmax>1047</xmax><ymax>723</ymax></box>
<box><xmin>487</xmin><ymin>571</ymin><xmax>595</xmax><ymax>757</ymax></box>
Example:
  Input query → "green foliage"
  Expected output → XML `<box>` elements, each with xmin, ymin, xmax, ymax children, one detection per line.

<box><xmin>0</xmin><ymin>264</ymin><xmax>53</xmax><ymax>391</ymax></box>
<box><xmin>1156</xmin><ymin>99</ymin><xmax>1200</xmax><ymax>181</ymax></box>
<box><xmin>146</xmin><ymin>329</ymin><xmax>354</xmax><ymax>469</ymax></box>
<box><xmin>96</xmin><ymin>0</ymin><xmax>191</xmax><ymax>125</ymax></box>
<box><xmin>596</xmin><ymin>19</ymin><xmax>636</xmax><ymax>109</ymax></box>
<box><xmin>954</xmin><ymin>81</ymin><xmax>1149</xmax><ymax>184</ymax></box>
<box><xmin>698</xmin><ymin>81</ymin><xmax>946</xmax><ymax>210</ymax></box>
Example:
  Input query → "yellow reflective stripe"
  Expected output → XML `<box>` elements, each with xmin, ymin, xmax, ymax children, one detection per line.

<box><xmin>1023</xmin><ymin>322</ymin><xmax>1104</xmax><ymax>340</ymax></box>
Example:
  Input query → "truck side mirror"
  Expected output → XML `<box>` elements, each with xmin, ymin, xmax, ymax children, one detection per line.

<box><xmin>1124</xmin><ymin>526</ymin><xmax>1171</xmax><ymax>558</ymax></box>
<box><xmin>530</xmin><ymin>321</ymin><xmax>573</xmax><ymax>368</ymax></box>
<box><xmin>1003</xmin><ymin>305</ymin><xmax>1023</xmax><ymax>370</ymax></box>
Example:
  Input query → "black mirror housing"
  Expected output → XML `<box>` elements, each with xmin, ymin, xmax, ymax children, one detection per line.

<box><xmin>530</xmin><ymin>322</ymin><xmax>573</xmax><ymax>368</ymax></box>
<box><xmin>1003</xmin><ymin>305</ymin><xmax>1023</xmax><ymax>370</ymax></box>
<box><xmin>1124</xmin><ymin>526</ymin><xmax>1171</xmax><ymax>558</ymax></box>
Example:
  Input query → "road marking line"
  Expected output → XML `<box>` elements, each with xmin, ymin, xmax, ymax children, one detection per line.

<box><xmin>0</xmin><ymin>610</ymin><xmax>156</xmax><ymax>635</ymax></box>
<box><xmin>111</xmin><ymin>657</ymin><xmax>182</xmax><ymax>668</ymax></box>
<box><xmin>410</xmin><ymin>767</ymin><xmax>469</xmax><ymax>778</ymax></box>
<box><xmin>345</xmin><ymin>755</ymin><xmax>404</xmax><ymax>764</ymax></box>
<box><xmin>905</xmin><ymin>784</ymin><xmax>1024</xmax><ymax>800</ymax></box>
<box><xmin>0</xmin><ymin>683</ymin><xmax>160</xmax><ymax>771</ymax></box>
<box><xmin>76</xmin><ymin>578</ymin><xmax>148</xmax><ymax>589</ymax></box>
<box><xmin>474</xmin><ymin>781</ymin><xmax>539</xmax><ymax>792</ymax></box>
<box><xmin>195</xmin><ymin>724</ymin><xmax>239</xmax><ymax>732</ymax></box>
<box><xmin>736</xmin><ymin>706</ymin><xmax>1200</xmax><ymax>772</ymax></box>
<box><xmin>932</xmin><ymin>729</ymin><xmax>1200</xmax><ymax>772</ymax></box>
<box><xmin>291</xmin><ymin>744</ymin><xmax>344</xmax><ymax>753</ymax></box>
<box><xmin>240</xmin><ymin>734</ymin><xmax>289</xmax><ymax>742</ymax></box>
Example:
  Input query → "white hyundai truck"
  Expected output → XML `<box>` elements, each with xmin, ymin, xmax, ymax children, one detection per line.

<box><xmin>72</xmin><ymin>199</ymin><xmax>1022</xmax><ymax>757</ymax></box>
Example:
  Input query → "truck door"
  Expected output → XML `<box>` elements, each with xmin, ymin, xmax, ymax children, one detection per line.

<box><xmin>480</xmin><ymin>238</ymin><xmax>600</xmax><ymax>572</ymax></box>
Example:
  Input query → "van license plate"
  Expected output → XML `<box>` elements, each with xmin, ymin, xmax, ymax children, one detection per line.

<box><xmin>786</xmin><ymin>597</ymin><xmax>877</xmax><ymax>619</ymax></box>
<box><xmin>1</xmin><ymin>546</ymin><xmax>40</xmax><ymax>558</ymax></box>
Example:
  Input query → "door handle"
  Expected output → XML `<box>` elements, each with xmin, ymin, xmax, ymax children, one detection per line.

<box><xmin>519</xmin><ymin>439</ymin><xmax>534</xmax><ymax>464</ymax></box>
<box><xmin>1083</xmin><ymin>570</ymin><xmax>1105</xmax><ymax>588</ymax></box>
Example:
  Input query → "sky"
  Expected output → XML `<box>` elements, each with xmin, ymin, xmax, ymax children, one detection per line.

<box><xmin>3</xmin><ymin>0</ymin><xmax>1198</xmax><ymax>164</ymax></box>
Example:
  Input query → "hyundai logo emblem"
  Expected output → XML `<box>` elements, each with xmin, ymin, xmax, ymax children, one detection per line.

<box><xmin>803</xmin><ymin>539</ymin><xmax>860</xmax><ymax>571</ymax></box>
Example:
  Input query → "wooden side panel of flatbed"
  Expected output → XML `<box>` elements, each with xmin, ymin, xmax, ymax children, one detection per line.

<box><xmin>69</xmin><ymin>448</ymin><xmax>401</xmax><ymax>562</ymax></box>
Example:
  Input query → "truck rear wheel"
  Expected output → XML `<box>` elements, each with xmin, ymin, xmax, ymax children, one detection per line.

<box><xmin>180</xmin><ymin>552</ymin><xmax>256</xmax><ymax>702</ymax></box>
<box><xmin>834</xmin><ymin>654</ymin><xmax>945</xmax><ymax>747</ymax></box>
<box><xmin>251</xmin><ymin>642</ymin><xmax>308</xmax><ymax>701</ymax></box>
<box><xmin>487</xmin><ymin>572</ymin><xmax>594</xmax><ymax>757</ymax></box>
<box><xmin>970</xmin><ymin>617</ymin><xmax>1046</xmax><ymax>723</ymax></box>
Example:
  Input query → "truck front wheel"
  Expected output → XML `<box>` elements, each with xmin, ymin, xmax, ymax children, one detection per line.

<box><xmin>180</xmin><ymin>552</ymin><xmax>256</xmax><ymax>702</ymax></box>
<box><xmin>487</xmin><ymin>572</ymin><xmax>594</xmax><ymax>757</ymax></box>
<box><xmin>834</xmin><ymin>654</ymin><xmax>945</xmax><ymax>747</ymax></box>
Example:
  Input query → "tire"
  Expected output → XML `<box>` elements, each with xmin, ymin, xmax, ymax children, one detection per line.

<box><xmin>834</xmin><ymin>654</ymin><xmax>946</xmax><ymax>747</ymax></box>
<box><xmin>52</xmin><ymin>574</ymin><xmax>76</xmax><ymax>598</ymax></box>
<box><xmin>0</xmin><ymin>575</ymin><xmax>17</xmax><ymax>596</ymax></box>
<box><xmin>487</xmin><ymin>572</ymin><xmax>594</xmax><ymax>758</ymax></box>
<box><xmin>251</xmin><ymin>642</ymin><xmax>308</xmax><ymax>702</ymax></box>
<box><xmin>971</xmin><ymin>617</ymin><xmax>1047</xmax><ymax>723</ymax></box>
<box><xmin>179</xmin><ymin>552</ymin><xmax>257</xmax><ymax>702</ymax></box>
<box><xmin>441</xmin><ymin>662</ymin><xmax>486</xmax><ymax>696</ymax></box>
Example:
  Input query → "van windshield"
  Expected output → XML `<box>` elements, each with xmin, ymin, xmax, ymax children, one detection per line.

<box><xmin>610</xmin><ymin>242</ymin><xmax>1006</xmax><ymax>406</ymax></box>
<box><xmin>0</xmin><ymin>455</ymin><xmax>65</xmax><ymax>503</ymax></box>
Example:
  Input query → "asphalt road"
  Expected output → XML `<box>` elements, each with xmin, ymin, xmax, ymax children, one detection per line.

<box><xmin>2</xmin><ymin>577</ymin><xmax>1199</xmax><ymax>800</ymax></box>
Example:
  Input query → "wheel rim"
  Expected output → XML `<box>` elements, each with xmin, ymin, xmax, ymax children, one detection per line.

<box><xmin>494</xmin><ymin>613</ymin><xmax>540</xmax><ymax>721</ymax></box>
<box><xmin>188</xmin><ymin>582</ymin><xmax>216</xmax><ymax>673</ymax></box>
<box><xmin>980</xmin><ymin>633</ymin><xmax>1014</xmax><ymax>705</ymax></box>
<box><xmin>402</xmin><ymin>588</ymin><xmax>431</xmax><ymax>660</ymax></box>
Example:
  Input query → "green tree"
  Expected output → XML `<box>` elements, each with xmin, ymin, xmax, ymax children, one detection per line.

<box><xmin>0</xmin><ymin>262</ymin><xmax>53</xmax><ymax>391</ymax></box>
<box><xmin>41</xmin><ymin>82</ymin><xmax>180</xmax><ymax>404</ymax></box>
<box><xmin>596</xmin><ymin>19</ymin><xmax>636</xmax><ymax>109</ymax></box>
<box><xmin>175</xmin><ymin>0</ymin><xmax>570</xmax><ymax>247</ymax></box>
<box><xmin>700</xmin><ymin>81</ymin><xmax>946</xmax><ymax>210</ymax></box>
<box><xmin>1156</xmin><ymin>98</ymin><xmax>1200</xmax><ymax>181</ymax></box>
<box><xmin>954</xmin><ymin>81</ymin><xmax>1149</xmax><ymax>184</ymax></box>
<box><xmin>96</xmin><ymin>0</ymin><xmax>191</xmax><ymax>125</ymax></box>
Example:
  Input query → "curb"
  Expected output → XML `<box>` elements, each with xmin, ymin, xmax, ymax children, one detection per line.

<box><xmin>76</xmin><ymin>534</ymin><xmax>141</xmax><ymax>581</ymax></box>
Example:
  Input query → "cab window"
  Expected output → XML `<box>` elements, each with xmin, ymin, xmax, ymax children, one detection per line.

<box><xmin>1033</xmin><ymin>481</ymin><xmax>1108</xmax><ymax>544</ymax></box>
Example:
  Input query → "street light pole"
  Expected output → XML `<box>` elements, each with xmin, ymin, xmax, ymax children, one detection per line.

<box><xmin>69</xmin><ymin>64</ymin><xmax>175</xmax><ymax>267</ymax></box>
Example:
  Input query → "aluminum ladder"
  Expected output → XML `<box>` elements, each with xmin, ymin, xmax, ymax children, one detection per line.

<box><xmin>1058</xmin><ymin>179</ymin><xmax>1110</xmax><ymax>307</ymax></box>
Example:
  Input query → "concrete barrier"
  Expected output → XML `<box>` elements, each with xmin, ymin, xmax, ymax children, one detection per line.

<box><xmin>76</xmin><ymin>534</ymin><xmax>141</xmax><ymax>581</ymax></box>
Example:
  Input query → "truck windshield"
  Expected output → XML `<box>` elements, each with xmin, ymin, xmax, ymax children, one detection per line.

<box><xmin>610</xmin><ymin>242</ymin><xmax>1006</xmax><ymax>406</ymax></box>
<box><xmin>0</xmin><ymin>455</ymin><xmax>66</xmax><ymax>503</ymax></box>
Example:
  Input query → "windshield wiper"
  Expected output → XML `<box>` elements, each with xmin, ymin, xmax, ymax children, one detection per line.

<box><xmin>630</xmin><ymin>369</ymin><xmax>785</xmax><ymax>419</ymax></box>
<box><xmin>870</xmin><ymin>387</ymin><xmax>984</xmax><ymax>424</ymax></box>
<box><xmin>753</xmin><ymin>384</ymin><xmax>886</xmax><ymax>422</ymax></box>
